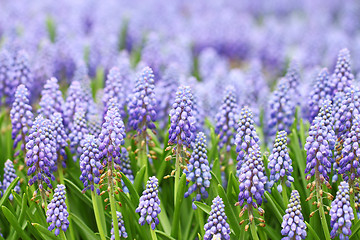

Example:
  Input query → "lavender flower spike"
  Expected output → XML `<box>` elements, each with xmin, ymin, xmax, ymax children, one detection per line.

<box><xmin>111</xmin><ymin>212</ymin><xmax>128</xmax><ymax>239</ymax></box>
<box><xmin>128</xmin><ymin>66</ymin><xmax>157</xmax><ymax>134</ymax></box>
<box><xmin>331</xmin><ymin>48</ymin><xmax>354</xmax><ymax>96</ymax></box>
<box><xmin>268</xmin><ymin>131</ymin><xmax>294</xmax><ymax>193</ymax></box>
<box><xmin>184</xmin><ymin>132</ymin><xmax>211</xmax><ymax>209</ymax></box>
<box><xmin>281</xmin><ymin>190</ymin><xmax>307</xmax><ymax>240</ymax></box>
<box><xmin>50</xmin><ymin>113</ymin><xmax>68</xmax><ymax>170</ymax></box>
<box><xmin>10</xmin><ymin>84</ymin><xmax>33</xmax><ymax>152</ymax></box>
<box><xmin>69</xmin><ymin>108</ymin><xmax>89</xmax><ymax>161</ymax></box>
<box><xmin>3</xmin><ymin>160</ymin><xmax>20</xmax><ymax>200</ymax></box>
<box><xmin>120</xmin><ymin>147</ymin><xmax>134</xmax><ymax>194</ymax></box>
<box><xmin>46</xmin><ymin>184</ymin><xmax>69</xmax><ymax>236</ymax></box>
<box><xmin>38</xmin><ymin>77</ymin><xmax>64</xmax><ymax>119</ymax></box>
<box><xmin>330</xmin><ymin>181</ymin><xmax>354</xmax><ymax>239</ymax></box>
<box><xmin>136</xmin><ymin>176</ymin><xmax>161</xmax><ymax>230</ymax></box>
<box><xmin>204</xmin><ymin>196</ymin><xmax>231</xmax><ymax>240</ymax></box>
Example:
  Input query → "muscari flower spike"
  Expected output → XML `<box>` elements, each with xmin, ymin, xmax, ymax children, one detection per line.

<box><xmin>63</xmin><ymin>80</ymin><xmax>86</xmax><ymax>129</ymax></box>
<box><xmin>38</xmin><ymin>77</ymin><xmax>65</xmax><ymax>119</ymax></box>
<box><xmin>119</xmin><ymin>147</ymin><xmax>134</xmax><ymax>194</ymax></box>
<box><xmin>308</xmin><ymin>68</ymin><xmax>332</xmax><ymax>122</ymax></box>
<box><xmin>330</xmin><ymin>181</ymin><xmax>354</xmax><ymax>240</ymax></box>
<box><xmin>128</xmin><ymin>66</ymin><xmax>157</xmax><ymax>134</ymax></box>
<box><xmin>168</xmin><ymin>85</ymin><xmax>196</xmax><ymax>149</ymax></box>
<box><xmin>111</xmin><ymin>211</ymin><xmax>128</xmax><ymax>239</ymax></box>
<box><xmin>281</xmin><ymin>190</ymin><xmax>307</xmax><ymax>240</ymax></box>
<box><xmin>184</xmin><ymin>132</ymin><xmax>211</xmax><ymax>209</ymax></box>
<box><xmin>102</xmin><ymin>67</ymin><xmax>126</xmax><ymax>118</ymax></box>
<box><xmin>87</xmin><ymin>111</ymin><xmax>102</xmax><ymax>137</ymax></box>
<box><xmin>236</xmin><ymin>144</ymin><xmax>267</xmax><ymax>223</ymax></box>
<box><xmin>3</xmin><ymin>160</ymin><xmax>20</xmax><ymax>200</ymax></box>
<box><xmin>69</xmin><ymin>108</ymin><xmax>89</xmax><ymax>161</ymax></box>
<box><xmin>235</xmin><ymin>106</ymin><xmax>260</xmax><ymax>171</ymax></box>
<box><xmin>10</xmin><ymin>84</ymin><xmax>33</xmax><ymax>153</ymax></box>
<box><xmin>26</xmin><ymin>115</ymin><xmax>57</xmax><ymax>190</ymax></box>
<box><xmin>215</xmin><ymin>86</ymin><xmax>239</xmax><ymax>152</ymax></box>
<box><xmin>331</xmin><ymin>48</ymin><xmax>354</xmax><ymax>96</ymax></box>
<box><xmin>136</xmin><ymin>176</ymin><xmax>161</xmax><ymax>230</ymax></box>
<box><xmin>204</xmin><ymin>196</ymin><xmax>231</xmax><ymax>240</ymax></box>
<box><xmin>285</xmin><ymin>60</ymin><xmax>301</xmax><ymax>104</ymax></box>
<box><xmin>268</xmin><ymin>131</ymin><xmax>294</xmax><ymax>193</ymax></box>
<box><xmin>0</xmin><ymin>50</ymin><xmax>12</xmax><ymax>105</ymax></box>
<box><xmin>46</xmin><ymin>184</ymin><xmax>69</xmax><ymax>236</ymax></box>
<box><xmin>50</xmin><ymin>113</ymin><xmax>68</xmax><ymax>169</ymax></box>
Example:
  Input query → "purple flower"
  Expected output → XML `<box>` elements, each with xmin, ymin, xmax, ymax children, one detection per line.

<box><xmin>0</xmin><ymin>50</ymin><xmax>12</xmax><ymax>105</ymax></box>
<box><xmin>26</xmin><ymin>115</ymin><xmax>57</xmax><ymax>190</ymax></box>
<box><xmin>38</xmin><ymin>78</ymin><xmax>64</xmax><ymax>119</ymax></box>
<box><xmin>111</xmin><ymin>211</ymin><xmax>128</xmax><ymax>239</ymax></box>
<box><xmin>330</xmin><ymin>181</ymin><xmax>354</xmax><ymax>239</ymax></box>
<box><xmin>308</xmin><ymin>68</ymin><xmax>332</xmax><ymax>121</ymax></box>
<box><xmin>69</xmin><ymin>108</ymin><xmax>89</xmax><ymax>161</ymax></box>
<box><xmin>285</xmin><ymin>60</ymin><xmax>301</xmax><ymax>104</ymax></box>
<box><xmin>235</xmin><ymin>106</ymin><xmax>260</xmax><ymax>170</ymax></box>
<box><xmin>204</xmin><ymin>196</ymin><xmax>230</xmax><ymax>240</ymax></box>
<box><xmin>331</xmin><ymin>48</ymin><xmax>354</xmax><ymax>96</ymax></box>
<box><xmin>168</xmin><ymin>85</ymin><xmax>197</xmax><ymax>149</ymax></box>
<box><xmin>50</xmin><ymin>113</ymin><xmax>68</xmax><ymax>169</ymax></box>
<box><xmin>136</xmin><ymin>176</ymin><xmax>161</xmax><ymax>230</ymax></box>
<box><xmin>237</xmin><ymin>145</ymin><xmax>267</xmax><ymax>215</ymax></box>
<box><xmin>46</xmin><ymin>184</ymin><xmax>69</xmax><ymax>236</ymax></box>
<box><xmin>3</xmin><ymin>160</ymin><xmax>20</xmax><ymax>200</ymax></box>
<box><xmin>87</xmin><ymin>112</ymin><xmax>102</xmax><ymax>137</ymax></box>
<box><xmin>128</xmin><ymin>66</ymin><xmax>157</xmax><ymax>134</ymax></box>
<box><xmin>79</xmin><ymin>134</ymin><xmax>102</xmax><ymax>193</ymax></box>
<box><xmin>63</xmin><ymin>81</ymin><xmax>87</xmax><ymax>129</ymax></box>
<box><xmin>184</xmin><ymin>132</ymin><xmax>211</xmax><ymax>209</ymax></box>
<box><xmin>281</xmin><ymin>190</ymin><xmax>307</xmax><ymax>240</ymax></box>
<box><xmin>102</xmin><ymin>67</ymin><xmax>126</xmax><ymax>118</ymax></box>
<box><xmin>120</xmin><ymin>147</ymin><xmax>134</xmax><ymax>194</ymax></box>
<box><xmin>268</xmin><ymin>131</ymin><xmax>293</xmax><ymax>193</ymax></box>
<box><xmin>215</xmin><ymin>86</ymin><xmax>239</xmax><ymax>152</ymax></box>
<box><xmin>10</xmin><ymin>84</ymin><xmax>33</xmax><ymax>152</ymax></box>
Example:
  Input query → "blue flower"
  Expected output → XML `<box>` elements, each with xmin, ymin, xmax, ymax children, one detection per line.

<box><xmin>3</xmin><ymin>160</ymin><xmax>20</xmax><ymax>200</ymax></box>
<box><xmin>69</xmin><ymin>108</ymin><xmax>89</xmax><ymax>161</ymax></box>
<box><xmin>204</xmin><ymin>196</ymin><xmax>230</xmax><ymax>240</ymax></box>
<box><xmin>38</xmin><ymin>78</ymin><xmax>64</xmax><ymax>119</ymax></box>
<box><xmin>331</xmin><ymin>48</ymin><xmax>354</xmax><ymax>96</ymax></box>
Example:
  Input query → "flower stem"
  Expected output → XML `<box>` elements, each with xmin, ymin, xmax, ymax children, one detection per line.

<box><xmin>108</xmin><ymin>160</ymin><xmax>120</xmax><ymax>240</ymax></box>
<box><xmin>91</xmin><ymin>191</ymin><xmax>107</xmax><ymax>240</ymax></box>
<box><xmin>281</xmin><ymin>180</ymin><xmax>288</xmax><ymax>207</ymax></box>
<box><xmin>139</xmin><ymin>131</ymin><xmax>148</xmax><ymax>183</ymax></box>
<box><xmin>174</xmin><ymin>144</ymin><xmax>181</xmax><ymax>206</ymax></box>
<box><xmin>249</xmin><ymin>219</ymin><xmax>259</xmax><ymax>240</ymax></box>
<box><xmin>61</xmin><ymin>231</ymin><xmax>67</xmax><ymax>240</ymax></box>
<box><xmin>150</xmin><ymin>226</ymin><xmax>158</xmax><ymax>240</ymax></box>
<box><xmin>195</xmin><ymin>208</ymin><xmax>205</xmax><ymax>237</ymax></box>
<box><xmin>315</xmin><ymin>168</ymin><xmax>330</xmax><ymax>240</ymax></box>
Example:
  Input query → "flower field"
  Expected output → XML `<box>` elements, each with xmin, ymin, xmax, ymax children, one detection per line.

<box><xmin>0</xmin><ymin>0</ymin><xmax>360</xmax><ymax>239</ymax></box>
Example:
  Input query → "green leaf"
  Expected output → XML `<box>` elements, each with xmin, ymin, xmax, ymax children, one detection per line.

<box><xmin>1</xmin><ymin>206</ymin><xmax>31</xmax><ymax>240</ymax></box>
<box><xmin>120</xmin><ymin>172</ymin><xmax>139</xmax><ymax>204</ymax></box>
<box><xmin>32</xmin><ymin>223</ymin><xmax>58</xmax><ymax>240</ymax></box>
<box><xmin>194</xmin><ymin>201</ymin><xmax>211</xmax><ymax>215</ymax></box>
<box><xmin>155</xmin><ymin>230</ymin><xmax>176</xmax><ymax>240</ymax></box>
<box><xmin>262</xmin><ymin>226</ymin><xmax>280</xmax><ymax>240</ymax></box>
<box><xmin>305</xmin><ymin>221</ymin><xmax>321</xmax><ymax>240</ymax></box>
<box><xmin>158</xmin><ymin>197</ymin><xmax>171</xmax><ymax>235</ymax></box>
<box><xmin>134</xmin><ymin>165</ymin><xmax>146</xmax><ymax>193</ymax></box>
<box><xmin>64</xmin><ymin>178</ymin><xmax>92</xmax><ymax>208</ymax></box>
<box><xmin>171</xmin><ymin>174</ymin><xmax>187</xmax><ymax>238</ymax></box>
<box><xmin>0</xmin><ymin>177</ymin><xmax>19</xmax><ymax>206</ymax></box>
<box><xmin>350</xmin><ymin>219</ymin><xmax>360</xmax><ymax>240</ymax></box>
<box><xmin>264</xmin><ymin>192</ymin><xmax>284</xmax><ymax>224</ymax></box>
<box><xmin>71</xmin><ymin>212</ymin><xmax>100</xmax><ymax>240</ymax></box>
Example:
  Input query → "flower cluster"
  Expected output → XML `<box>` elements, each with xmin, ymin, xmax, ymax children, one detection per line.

<box><xmin>285</xmin><ymin>60</ymin><xmax>301</xmax><ymax>104</ymax></box>
<box><xmin>204</xmin><ymin>196</ymin><xmax>231</xmax><ymax>240</ymax></box>
<box><xmin>128</xmin><ymin>66</ymin><xmax>157</xmax><ymax>134</ymax></box>
<box><xmin>330</xmin><ymin>181</ymin><xmax>354</xmax><ymax>239</ymax></box>
<box><xmin>120</xmin><ymin>147</ymin><xmax>134</xmax><ymax>194</ymax></box>
<box><xmin>168</xmin><ymin>85</ymin><xmax>196</xmax><ymax>149</ymax></box>
<box><xmin>0</xmin><ymin>50</ymin><xmax>11</xmax><ymax>105</ymax></box>
<box><xmin>215</xmin><ymin>86</ymin><xmax>239</xmax><ymax>152</ymax></box>
<box><xmin>3</xmin><ymin>160</ymin><xmax>20</xmax><ymax>200</ymax></box>
<box><xmin>69</xmin><ymin>108</ymin><xmax>89</xmax><ymax>161</ymax></box>
<box><xmin>281</xmin><ymin>190</ymin><xmax>307</xmax><ymax>239</ymax></box>
<box><xmin>46</xmin><ymin>184</ymin><xmax>69</xmax><ymax>236</ymax></box>
<box><xmin>63</xmin><ymin>80</ymin><xmax>86</xmax><ymax>128</ymax></box>
<box><xmin>184</xmin><ymin>132</ymin><xmax>211</xmax><ymax>209</ymax></box>
<box><xmin>331</xmin><ymin>48</ymin><xmax>354</xmax><ymax>96</ymax></box>
<box><xmin>268</xmin><ymin>131</ymin><xmax>294</xmax><ymax>193</ymax></box>
<box><xmin>10</xmin><ymin>84</ymin><xmax>33</xmax><ymax>152</ymax></box>
<box><xmin>235</xmin><ymin>106</ymin><xmax>260</xmax><ymax>170</ymax></box>
<box><xmin>87</xmin><ymin>111</ymin><xmax>102</xmax><ymax>137</ymax></box>
<box><xmin>50</xmin><ymin>113</ymin><xmax>68</xmax><ymax>169</ymax></box>
<box><xmin>26</xmin><ymin>115</ymin><xmax>57</xmax><ymax>190</ymax></box>
<box><xmin>136</xmin><ymin>176</ymin><xmax>161</xmax><ymax>230</ymax></box>
<box><xmin>111</xmin><ymin>211</ymin><xmax>128</xmax><ymax>239</ymax></box>
<box><xmin>38</xmin><ymin>78</ymin><xmax>64</xmax><ymax>119</ymax></box>
<box><xmin>79</xmin><ymin>134</ymin><xmax>103</xmax><ymax>193</ymax></box>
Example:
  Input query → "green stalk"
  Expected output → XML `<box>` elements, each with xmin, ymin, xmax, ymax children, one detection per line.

<box><xmin>61</xmin><ymin>231</ymin><xmax>67</xmax><ymax>240</ymax></box>
<box><xmin>91</xmin><ymin>191</ymin><xmax>107</xmax><ymax>240</ymax></box>
<box><xmin>195</xmin><ymin>208</ymin><xmax>205</xmax><ymax>237</ymax></box>
<box><xmin>139</xmin><ymin>131</ymin><xmax>148</xmax><ymax>183</ymax></box>
<box><xmin>174</xmin><ymin>143</ymin><xmax>181</xmax><ymax>206</ymax></box>
<box><xmin>249</xmin><ymin>208</ymin><xmax>259</xmax><ymax>240</ymax></box>
<box><xmin>150</xmin><ymin>226</ymin><xmax>158</xmax><ymax>240</ymax></box>
<box><xmin>281</xmin><ymin>180</ymin><xmax>288</xmax><ymax>207</ymax></box>
<box><xmin>40</xmin><ymin>187</ymin><xmax>48</xmax><ymax>210</ymax></box>
<box><xmin>315</xmin><ymin>163</ymin><xmax>330</xmax><ymax>240</ymax></box>
<box><xmin>108</xmin><ymin>160</ymin><xmax>120</xmax><ymax>240</ymax></box>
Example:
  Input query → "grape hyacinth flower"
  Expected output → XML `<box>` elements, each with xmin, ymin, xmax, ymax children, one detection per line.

<box><xmin>87</xmin><ymin>112</ymin><xmax>102</xmax><ymax>137</ymax></box>
<box><xmin>268</xmin><ymin>131</ymin><xmax>294</xmax><ymax>193</ymax></box>
<box><xmin>111</xmin><ymin>212</ymin><xmax>128</xmax><ymax>239</ymax></box>
<box><xmin>0</xmin><ymin>50</ymin><xmax>12</xmax><ymax>105</ymax></box>
<box><xmin>331</xmin><ymin>48</ymin><xmax>354</xmax><ymax>96</ymax></box>
<box><xmin>102</xmin><ymin>67</ymin><xmax>126</xmax><ymax>118</ymax></box>
<box><xmin>215</xmin><ymin>86</ymin><xmax>239</xmax><ymax>154</ymax></box>
<box><xmin>136</xmin><ymin>176</ymin><xmax>161</xmax><ymax>230</ymax></box>
<box><xmin>236</xmin><ymin>145</ymin><xmax>267</xmax><ymax>226</ymax></box>
<box><xmin>50</xmin><ymin>113</ymin><xmax>68</xmax><ymax>170</ymax></box>
<box><xmin>285</xmin><ymin>60</ymin><xmax>301</xmax><ymax>105</ymax></box>
<box><xmin>204</xmin><ymin>196</ymin><xmax>231</xmax><ymax>240</ymax></box>
<box><xmin>308</xmin><ymin>68</ymin><xmax>332</xmax><ymax>121</ymax></box>
<box><xmin>26</xmin><ymin>115</ymin><xmax>57</xmax><ymax>192</ymax></box>
<box><xmin>38</xmin><ymin>78</ymin><xmax>64</xmax><ymax>119</ymax></box>
<box><xmin>120</xmin><ymin>147</ymin><xmax>134</xmax><ymax>194</ymax></box>
<box><xmin>63</xmin><ymin>80</ymin><xmax>86</xmax><ymax>129</ymax></box>
<box><xmin>281</xmin><ymin>190</ymin><xmax>307</xmax><ymax>240</ymax></box>
<box><xmin>69</xmin><ymin>108</ymin><xmax>89</xmax><ymax>161</ymax></box>
<box><xmin>79</xmin><ymin>135</ymin><xmax>102</xmax><ymax>193</ymax></box>
<box><xmin>3</xmin><ymin>160</ymin><xmax>20</xmax><ymax>200</ymax></box>
<box><xmin>10</xmin><ymin>84</ymin><xmax>33</xmax><ymax>154</ymax></box>
<box><xmin>46</xmin><ymin>184</ymin><xmax>69</xmax><ymax>236</ymax></box>
<box><xmin>235</xmin><ymin>106</ymin><xmax>260</xmax><ymax>171</ymax></box>
<box><xmin>184</xmin><ymin>132</ymin><xmax>211</xmax><ymax>209</ymax></box>
<box><xmin>329</xmin><ymin>181</ymin><xmax>354</xmax><ymax>239</ymax></box>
